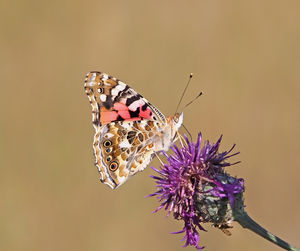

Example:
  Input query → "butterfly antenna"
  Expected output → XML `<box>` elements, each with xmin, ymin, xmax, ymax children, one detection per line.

<box><xmin>175</xmin><ymin>73</ymin><xmax>193</xmax><ymax>113</ymax></box>
<box><xmin>183</xmin><ymin>91</ymin><xmax>203</xmax><ymax>109</ymax></box>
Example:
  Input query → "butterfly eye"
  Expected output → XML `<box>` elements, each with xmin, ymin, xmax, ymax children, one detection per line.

<box><xmin>109</xmin><ymin>161</ymin><xmax>119</xmax><ymax>171</ymax></box>
<box><xmin>103</xmin><ymin>140</ymin><xmax>112</xmax><ymax>147</ymax></box>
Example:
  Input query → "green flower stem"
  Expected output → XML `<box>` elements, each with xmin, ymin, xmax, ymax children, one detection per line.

<box><xmin>234</xmin><ymin>210</ymin><xmax>299</xmax><ymax>251</ymax></box>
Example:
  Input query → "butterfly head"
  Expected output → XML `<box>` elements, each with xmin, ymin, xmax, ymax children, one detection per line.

<box><xmin>172</xmin><ymin>112</ymin><xmax>183</xmax><ymax>130</ymax></box>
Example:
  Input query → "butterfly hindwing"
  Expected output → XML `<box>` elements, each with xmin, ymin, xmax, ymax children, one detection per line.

<box><xmin>93</xmin><ymin>120</ymin><xmax>158</xmax><ymax>188</ymax></box>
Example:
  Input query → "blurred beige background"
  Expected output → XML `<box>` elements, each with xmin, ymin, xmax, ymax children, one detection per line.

<box><xmin>1</xmin><ymin>0</ymin><xmax>300</xmax><ymax>250</ymax></box>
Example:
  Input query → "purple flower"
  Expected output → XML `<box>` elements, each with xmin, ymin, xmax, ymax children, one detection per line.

<box><xmin>148</xmin><ymin>133</ymin><xmax>245</xmax><ymax>249</ymax></box>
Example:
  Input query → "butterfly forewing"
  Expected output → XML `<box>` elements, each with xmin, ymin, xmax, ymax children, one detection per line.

<box><xmin>84</xmin><ymin>71</ymin><xmax>165</xmax><ymax>127</ymax></box>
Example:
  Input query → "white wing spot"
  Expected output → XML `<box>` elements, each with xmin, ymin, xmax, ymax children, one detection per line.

<box><xmin>122</xmin><ymin>123</ymin><xmax>132</xmax><ymax>130</ymax></box>
<box><xmin>111</xmin><ymin>88</ymin><xmax>120</xmax><ymax>96</ymax></box>
<box><xmin>91</xmin><ymin>74</ymin><xmax>96</xmax><ymax>81</ymax></box>
<box><xmin>119</xmin><ymin>140</ymin><xmax>131</xmax><ymax>148</ymax></box>
<box><xmin>105</xmin><ymin>133</ymin><xmax>114</xmax><ymax>138</ymax></box>
<box><xmin>100</xmin><ymin>94</ymin><xmax>106</xmax><ymax>102</ymax></box>
<box><xmin>101</xmin><ymin>74</ymin><xmax>108</xmax><ymax>81</ymax></box>
<box><xmin>117</xmin><ymin>82</ymin><xmax>126</xmax><ymax>90</ymax></box>
<box><xmin>128</xmin><ymin>100</ymin><xmax>145</xmax><ymax>111</ymax></box>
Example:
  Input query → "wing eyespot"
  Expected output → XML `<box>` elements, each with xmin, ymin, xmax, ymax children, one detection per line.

<box><xmin>105</xmin><ymin>148</ymin><xmax>112</xmax><ymax>153</ymax></box>
<box><xmin>109</xmin><ymin>161</ymin><xmax>119</xmax><ymax>171</ymax></box>
<box><xmin>106</xmin><ymin>156</ymin><xmax>112</xmax><ymax>162</ymax></box>
<box><xmin>103</xmin><ymin>140</ymin><xmax>112</xmax><ymax>147</ymax></box>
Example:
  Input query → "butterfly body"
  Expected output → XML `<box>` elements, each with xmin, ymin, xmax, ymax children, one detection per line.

<box><xmin>84</xmin><ymin>71</ymin><xmax>183</xmax><ymax>189</ymax></box>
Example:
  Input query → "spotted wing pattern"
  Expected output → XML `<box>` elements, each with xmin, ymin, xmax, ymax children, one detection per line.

<box><xmin>94</xmin><ymin>120</ymin><xmax>159</xmax><ymax>189</ymax></box>
<box><xmin>84</xmin><ymin>71</ymin><xmax>167</xmax><ymax>189</ymax></box>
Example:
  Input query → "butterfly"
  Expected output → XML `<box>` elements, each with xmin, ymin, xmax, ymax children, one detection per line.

<box><xmin>84</xmin><ymin>71</ymin><xmax>183</xmax><ymax>189</ymax></box>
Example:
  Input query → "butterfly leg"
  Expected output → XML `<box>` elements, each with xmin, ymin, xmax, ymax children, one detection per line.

<box><xmin>178</xmin><ymin>134</ymin><xmax>184</xmax><ymax>147</ymax></box>
<box><xmin>176</xmin><ymin>132</ymin><xmax>187</xmax><ymax>147</ymax></box>
<box><xmin>154</xmin><ymin>152</ymin><xmax>164</xmax><ymax>166</ymax></box>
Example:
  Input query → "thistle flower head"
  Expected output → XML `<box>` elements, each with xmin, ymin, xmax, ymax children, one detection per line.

<box><xmin>148</xmin><ymin>133</ymin><xmax>245</xmax><ymax>249</ymax></box>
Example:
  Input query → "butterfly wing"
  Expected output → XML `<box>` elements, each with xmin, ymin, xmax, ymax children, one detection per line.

<box><xmin>93</xmin><ymin>120</ymin><xmax>158</xmax><ymax>189</ymax></box>
<box><xmin>84</xmin><ymin>71</ymin><xmax>166</xmax><ymax>128</ymax></box>
<box><xmin>84</xmin><ymin>71</ymin><xmax>167</xmax><ymax>189</ymax></box>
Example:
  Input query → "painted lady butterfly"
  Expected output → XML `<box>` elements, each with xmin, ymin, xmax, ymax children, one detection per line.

<box><xmin>84</xmin><ymin>71</ymin><xmax>183</xmax><ymax>189</ymax></box>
